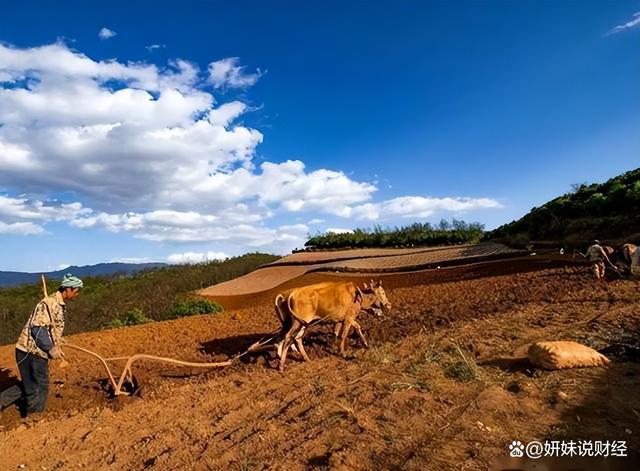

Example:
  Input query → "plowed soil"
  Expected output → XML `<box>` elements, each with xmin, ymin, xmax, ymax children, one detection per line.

<box><xmin>267</xmin><ymin>242</ymin><xmax>517</xmax><ymax>266</ymax></box>
<box><xmin>1</xmin><ymin>258</ymin><xmax>639</xmax><ymax>470</ymax></box>
<box><xmin>197</xmin><ymin>243</ymin><xmax>522</xmax><ymax>297</ymax></box>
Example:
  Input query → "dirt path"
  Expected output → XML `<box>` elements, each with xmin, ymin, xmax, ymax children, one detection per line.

<box><xmin>1</xmin><ymin>262</ymin><xmax>638</xmax><ymax>470</ymax></box>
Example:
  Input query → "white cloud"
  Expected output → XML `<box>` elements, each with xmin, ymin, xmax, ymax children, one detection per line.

<box><xmin>254</xmin><ymin>161</ymin><xmax>376</xmax><ymax>213</ymax></box>
<box><xmin>0</xmin><ymin>221</ymin><xmax>44</xmax><ymax>235</ymax></box>
<box><xmin>345</xmin><ymin>196</ymin><xmax>503</xmax><ymax>221</ymax></box>
<box><xmin>167</xmin><ymin>251</ymin><xmax>228</xmax><ymax>264</ymax></box>
<box><xmin>69</xmin><ymin>208</ymin><xmax>308</xmax><ymax>249</ymax></box>
<box><xmin>208</xmin><ymin>57</ymin><xmax>263</xmax><ymax>89</ymax></box>
<box><xmin>110</xmin><ymin>257</ymin><xmax>161</xmax><ymax>264</ymax></box>
<box><xmin>0</xmin><ymin>194</ymin><xmax>91</xmax><ymax>235</ymax></box>
<box><xmin>0</xmin><ymin>43</ymin><xmax>263</xmax><ymax>211</ymax></box>
<box><xmin>0</xmin><ymin>195</ymin><xmax>91</xmax><ymax>221</ymax></box>
<box><xmin>0</xmin><ymin>41</ymin><xmax>503</xmax><ymax>255</ymax></box>
<box><xmin>607</xmin><ymin>11</ymin><xmax>640</xmax><ymax>35</ymax></box>
<box><xmin>146</xmin><ymin>44</ymin><xmax>166</xmax><ymax>52</ymax></box>
<box><xmin>98</xmin><ymin>27</ymin><xmax>117</xmax><ymax>40</ymax></box>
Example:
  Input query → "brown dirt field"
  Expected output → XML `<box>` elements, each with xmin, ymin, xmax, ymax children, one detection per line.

<box><xmin>197</xmin><ymin>265</ymin><xmax>311</xmax><ymax>297</ymax></box>
<box><xmin>1</xmin><ymin>259</ymin><xmax>639</xmax><ymax>470</ymax></box>
<box><xmin>265</xmin><ymin>244</ymin><xmax>488</xmax><ymax>265</ymax></box>
<box><xmin>198</xmin><ymin>243</ymin><xmax>523</xmax><ymax>297</ymax></box>
<box><xmin>315</xmin><ymin>243</ymin><xmax>520</xmax><ymax>271</ymax></box>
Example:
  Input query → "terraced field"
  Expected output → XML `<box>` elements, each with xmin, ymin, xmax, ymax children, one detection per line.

<box><xmin>197</xmin><ymin>242</ymin><xmax>523</xmax><ymax>298</ymax></box>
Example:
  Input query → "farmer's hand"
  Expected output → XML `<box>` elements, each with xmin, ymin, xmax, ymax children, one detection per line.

<box><xmin>49</xmin><ymin>346</ymin><xmax>65</xmax><ymax>360</ymax></box>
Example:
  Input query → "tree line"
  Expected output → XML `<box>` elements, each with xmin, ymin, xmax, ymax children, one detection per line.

<box><xmin>304</xmin><ymin>220</ymin><xmax>485</xmax><ymax>250</ymax></box>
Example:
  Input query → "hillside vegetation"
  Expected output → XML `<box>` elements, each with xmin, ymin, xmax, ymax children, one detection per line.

<box><xmin>489</xmin><ymin>168</ymin><xmax>640</xmax><ymax>247</ymax></box>
<box><xmin>304</xmin><ymin>220</ymin><xmax>485</xmax><ymax>250</ymax></box>
<box><xmin>0</xmin><ymin>253</ymin><xmax>278</xmax><ymax>346</ymax></box>
<box><xmin>0</xmin><ymin>262</ymin><xmax>167</xmax><ymax>288</ymax></box>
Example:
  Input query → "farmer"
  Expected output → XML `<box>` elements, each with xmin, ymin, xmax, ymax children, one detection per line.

<box><xmin>585</xmin><ymin>240</ymin><xmax>613</xmax><ymax>280</ymax></box>
<box><xmin>14</xmin><ymin>273</ymin><xmax>83</xmax><ymax>415</ymax></box>
<box><xmin>622</xmin><ymin>243</ymin><xmax>640</xmax><ymax>277</ymax></box>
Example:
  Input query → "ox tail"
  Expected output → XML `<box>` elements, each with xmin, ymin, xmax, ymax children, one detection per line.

<box><xmin>286</xmin><ymin>292</ymin><xmax>300</xmax><ymax>322</ymax></box>
<box><xmin>274</xmin><ymin>294</ymin><xmax>287</xmax><ymax>323</ymax></box>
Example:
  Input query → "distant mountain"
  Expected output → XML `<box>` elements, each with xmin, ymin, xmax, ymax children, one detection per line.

<box><xmin>0</xmin><ymin>262</ymin><xmax>167</xmax><ymax>288</ymax></box>
<box><xmin>489</xmin><ymin>167</ymin><xmax>640</xmax><ymax>247</ymax></box>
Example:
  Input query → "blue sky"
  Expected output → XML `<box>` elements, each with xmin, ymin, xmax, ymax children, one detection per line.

<box><xmin>0</xmin><ymin>1</ymin><xmax>638</xmax><ymax>271</ymax></box>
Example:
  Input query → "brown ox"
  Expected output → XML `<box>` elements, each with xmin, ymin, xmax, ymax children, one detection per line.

<box><xmin>275</xmin><ymin>280</ymin><xmax>391</xmax><ymax>371</ymax></box>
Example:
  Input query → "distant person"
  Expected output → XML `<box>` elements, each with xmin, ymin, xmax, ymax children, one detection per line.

<box><xmin>14</xmin><ymin>273</ymin><xmax>83</xmax><ymax>415</ymax></box>
<box><xmin>622</xmin><ymin>243</ymin><xmax>639</xmax><ymax>277</ymax></box>
<box><xmin>585</xmin><ymin>240</ymin><xmax>613</xmax><ymax>280</ymax></box>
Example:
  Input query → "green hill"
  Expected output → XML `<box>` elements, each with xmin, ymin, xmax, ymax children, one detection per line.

<box><xmin>0</xmin><ymin>253</ymin><xmax>278</xmax><ymax>346</ymax></box>
<box><xmin>489</xmin><ymin>168</ymin><xmax>640</xmax><ymax>247</ymax></box>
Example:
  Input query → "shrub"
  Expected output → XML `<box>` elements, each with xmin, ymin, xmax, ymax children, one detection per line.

<box><xmin>172</xmin><ymin>298</ymin><xmax>223</xmax><ymax>317</ymax></box>
<box><xmin>444</xmin><ymin>361</ymin><xmax>477</xmax><ymax>383</ymax></box>
<box><xmin>109</xmin><ymin>308</ymin><xmax>153</xmax><ymax>328</ymax></box>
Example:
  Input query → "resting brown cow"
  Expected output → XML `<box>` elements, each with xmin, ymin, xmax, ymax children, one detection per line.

<box><xmin>276</xmin><ymin>280</ymin><xmax>391</xmax><ymax>371</ymax></box>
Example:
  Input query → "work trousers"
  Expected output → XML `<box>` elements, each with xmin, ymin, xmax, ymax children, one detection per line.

<box><xmin>15</xmin><ymin>349</ymin><xmax>49</xmax><ymax>414</ymax></box>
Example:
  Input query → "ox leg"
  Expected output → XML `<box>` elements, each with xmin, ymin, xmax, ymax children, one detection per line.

<box><xmin>352</xmin><ymin>320</ymin><xmax>369</xmax><ymax>348</ymax></box>
<box><xmin>290</xmin><ymin>325</ymin><xmax>309</xmax><ymax>361</ymax></box>
<box><xmin>279</xmin><ymin>319</ymin><xmax>303</xmax><ymax>372</ymax></box>
<box><xmin>294</xmin><ymin>329</ymin><xmax>310</xmax><ymax>362</ymax></box>
<box><xmin>339</xmin><ymin>319</ymin><xmax>354</xmax><ymax>358</ymax></box>
<box><xmin>276</xmin><ymin>338</ymin><xmax>301</xmax><ymax>359</ymax></box>
<box><xmin>274</xmin><ymin>299</ymin><xmax>303</xmax><ymax>360</ymax></box>
<box><xmin>333</xmin><ymin>322</ymin><xmax>343</xmax><ymax>340</ymax></box>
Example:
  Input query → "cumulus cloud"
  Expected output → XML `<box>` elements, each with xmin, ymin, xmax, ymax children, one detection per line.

<box><xmin>0</xmin><ymin>41</ymin><xmax>502</xmax><ymax>255</ymax></box>
<box><xmin>145</xmin><ymin>44</ymin><xmax>166</xmax><ymax>52</ymax></box>
<box><xmin>98</xmin><ymin>27</ymin><xmax>117</xmax><ymax>40</ymax></box>
<box><xmin>0</xmin><ymin>194</ymin><xmax>91</xmax><ymax>234</ymax></box>
<box><xmin>208</xmin><ymin>57</ymin><xmax>263</xmax><ymax>89</ymax></box>
<box><xmin>70</xmin><ymin>208</ymin><xmax>308</xmax><ymax>250</ymax></box>
<box><xmin>345</xmin><ymin>196</ymin><xmax>503</xmax><ymax>221</ymax></box>
<box><xmin>0</xmin><ymin>195</ymin><xmax>91</xmax><ymax>221</ymax></box>
<box><xmin>607</xmin><ymin>11</ymin><xmax>640</xmax><ymax>35</ymax></box>
<box><xmin>167</xmin><ymin>251</ymin><xmax>229</xmax><ymax>264</ymax></box>
<box><xmin>0</xmin><ymin>221</ymin><xmax>44</xmax><ymax>235</ymax></box>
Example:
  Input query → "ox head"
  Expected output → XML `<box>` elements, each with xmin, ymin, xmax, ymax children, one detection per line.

<box><xmin>359</xmin><ymin>279</ymin><xmax>391</xmax><ymax>317</ymax></box>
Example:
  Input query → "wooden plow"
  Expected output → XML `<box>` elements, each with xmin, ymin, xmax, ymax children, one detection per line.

<box><xmin>63</xmin><ymin>343</ymin><xmax>233</xmax><ymax>397</ymax></box>
<box><xmin>42</xmin><ymin>275</ymin><xmax>237</xmax><ymax>397</ymax></box>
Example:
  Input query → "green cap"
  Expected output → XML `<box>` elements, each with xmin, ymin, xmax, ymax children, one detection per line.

<box><xmin>60</xmin><ymin>273</ymin><xmax>83</xmax><ymax>289</ymax></box>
